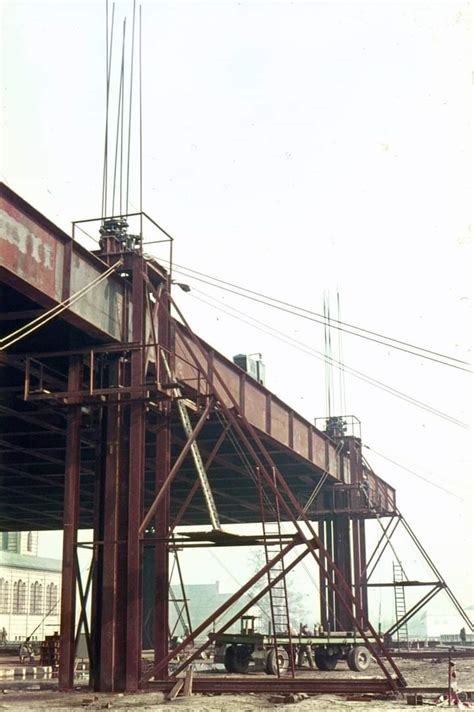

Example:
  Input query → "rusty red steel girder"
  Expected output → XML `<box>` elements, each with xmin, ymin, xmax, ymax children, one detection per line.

<box><xmin>58</xmin><ymin>355</ymin><xmax>82</xmax><ymax>691</ymax></box>
<box><xmin>149</xmin><ymin>677</ymin><xmax>399</xmax><ymax>695</ymax></box>
<box><xmin>144</xmin><ymin>295</ymin><xmax>407</xmax><ymax>692</ymax></box>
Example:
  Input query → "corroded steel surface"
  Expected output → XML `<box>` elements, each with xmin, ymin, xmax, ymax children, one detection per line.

<box><xmin>0</xmin><ymin>195</ymin><xmax>65</xmax><ymax>302</ymax></box>
<box><xmin>0</xmin><ymin>183</ymin><xmax>124</xmax><ymax>340</ymax></box>
<box><xmin>148</xmin><ymin>675</ymin><xmax>398</xmax><ymax>694</ymax></box>
<box><xmin>0</xmin><ymin>182</ymin><xmax>396</xmax><ymax>515</ymax></box>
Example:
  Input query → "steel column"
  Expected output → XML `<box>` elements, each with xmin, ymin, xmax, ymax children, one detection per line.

<box><xmin>359</xmin><ymin>518</ymin><xmax>369</xmax><ymax>626</ymax></box>
<box><xmin>58</xmin><ymin>355</ymin><xmax>82</xmax><ymax>690</ymax></box>
<box><xmin>352</xmin><ymin>517</ymin><xmax>363</xmax><ymax>627</ymax></box>
<box><xmin>333</xmin><ymin>515</ymin><xmax>353</xmax><ymax>629</ymax></box>
<box><xmin>125</xmin><ymin>255</ymin><xmax>146</xmax><ymax>691</ymax></box>
<box><xmin>348</xmin><ymin>438</ymin><xmax>367</xmax><ymax>628</ymax></box>
<box><xmin>154</xmin><ymin>282</ymin><xmax>171</xmax><ymax>677</ymax></box>
<box><xmin>100</xmin><ymin>385</ymin><xmax>125</xmax><ymax>691</ymax></box>
<box><xmin>318</xmin><ymin>520</ymin><xmax>328</xmax><ymax>629</ymax></box>
<box><xmin>154</xmin><ymin>421</ymin><xmax>170</xmax><ymax>676</ymax></box>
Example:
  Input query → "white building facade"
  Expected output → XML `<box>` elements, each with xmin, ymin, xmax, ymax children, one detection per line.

<box><xmin>0</xmin><ymin>532</ymin><xmax>61</xmax><ymax>642</ymax></box>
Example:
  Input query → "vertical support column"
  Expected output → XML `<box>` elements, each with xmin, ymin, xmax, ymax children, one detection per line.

<box><xmin>154</xmin><ymin>422</ymin><xmax>170</xmax><ymax>677</ymax></box>
<box><xmin>90</xmin><ymin>413</ymin><xmax>104</xmax><ymax>689</ymax></box>
<box><xmin>154</xmin><ymin>284</ymin><xmax>171</xmax><ymax>678</ymax></box>
<box><xmin>359</xmin><ymin>518</ymin><xmax>369</xmax><ymax>628</ymax></box>
<box><xmin>325</xmin><ymin>519</ymin><xmax>336</xmax><ymax>630</ymax></box>
<box><xmin>318</xmin><ymin>520</ymin><xmax>328</xmax><ymax>630</ymax></box>
<box><xmin>333</xmin><ymin>515</ymin><xmax>353</xmax><ymax>629</ymax></box>
<box><xmin>352</xmin><ymin>517</ymin><xmax>363</xmax><ymax>628</ymax></box>
<box><xmin>125</xmin><ymin>255</ymin><xmax>146</xmax><ymax>691</ymax></box>
<box><xmin>347</xmin><ymin>436</ymin><xmax>368</xmax><ymax>629</ymax></box>
<box><xmin>99</xmin><ymin>388</ymin><xmax>123</xmax><ymax>690</ymax></box>
<box><xmin>91</xmin><ymin>359</ymin><xmax>129</xmax><ymax>692</ymax></box>
<box><xmin>58</xmin><ymin>355</ymin><xmax>82</xmax><ymax>691</ymax></box>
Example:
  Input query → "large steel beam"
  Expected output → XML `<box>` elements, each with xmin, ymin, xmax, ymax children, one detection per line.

<box><xmin>149</xmin><ymin>678</ymin><xmax>395</xmax><ymax>694</ymax></box>
<box><xmin>318</xmin><ymin>520</ymin><xmax>328</xmax><ymax>629</ymax></box>
<box><xmin>154</xmin><ymin>284</ymin><xmax>171</xmax><ymax>678</ymax></box>
<box><xmin>90</xmin><ymin>358</ymin><xmax>129</xmax><ymax>692</ymax></box>
<box><xmin>125</xmin><ymin>255</ymin><xmax>146</xmax><ymax>692</ymax></box>
<box><xmin>333</xmin><ymin>515</ymin><xmax>353</xmax><ymax>629</ymax></box>
<box><xmin>154</xmin><ymin>421</ymin><xmax>170</xmax><ymax>678</ymax></box>
<box><xmin>99</xmin><ymin>389</ymin><xmax>124</xmax><ymax>690</ymax></box>
<box><xmin>58</xmin><ymin>355</ymin><xmax>82</xmax><ymax>690</ymax></box>
<box><xmin>359</xmin><ymin>518</ymin><xmax>369</xmax><ymax>626</ymax></box>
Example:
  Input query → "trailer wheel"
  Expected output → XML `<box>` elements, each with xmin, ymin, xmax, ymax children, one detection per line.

<box><xmin>314</xmin><ymin>652</ymin><xmax>338</xmax><ymax>671</ymax></box>
<box><xmin>265</xmin><ymin>647</ymin><xmax>289</xmax><ymax>675</ymax></box>
<box><xmin>224</xmin><ymin>644</ymin><xmax>250</xmax><ymax>674</ymax></box>
<box><xmin>18</xmin><ymin>643</ymin><xmax>33</xmax><ymax>664</ymax></box>
<box><xmin>347</xmin><ymin>645</ymin><xmax>371</xmax><ymax>672</ymax></box>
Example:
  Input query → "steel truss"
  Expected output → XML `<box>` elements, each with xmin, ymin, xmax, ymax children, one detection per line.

<box><xmin>15</xmin><ymin>250</ymin><xmax>403</xmax><ymax>693</ymax></box>
<box><xmin>13</xmin><ymin>245</ymin><xmax>469</xmax><ymax>696</ymax></box>
<box><xmin>360</xmin><ymin>509</ymin><xmax>473</xmax><ymax>641</ymax></box>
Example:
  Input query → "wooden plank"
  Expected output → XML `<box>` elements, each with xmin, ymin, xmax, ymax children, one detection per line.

<box><xmin>183</xmin><ymin>667</ymin><xmax>194</xmax><ymax>697</ymax></box>
<box><xmin>166</xmin><ymin>679</ymin><xmax>184</xmax><ymax>700</ymax></box>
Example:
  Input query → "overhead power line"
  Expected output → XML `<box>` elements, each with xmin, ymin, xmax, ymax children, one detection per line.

<box><xmin>363</xmin><ymin>446</ymin><xmax>462</xmax><ymax>500</ymax></box>
<box><xmin>0</xmin><ymin>261</ymin><xmax>122</xmax><ymax>351</ymax></box>
<box><xmin>172</xmin><ymin>263</ymin><xmax>470</xmax><ymax>372</ymax></box>
<box><xmin>186</xmin><ymin>288</ymin><xmax>467</xmax><ymax>428</ymax></box>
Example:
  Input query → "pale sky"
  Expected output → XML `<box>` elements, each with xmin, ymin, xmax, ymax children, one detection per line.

<box><xmin>1</xmin><ymin>0</ymin><xmax>472</xmax><ymax>626</ymax></box>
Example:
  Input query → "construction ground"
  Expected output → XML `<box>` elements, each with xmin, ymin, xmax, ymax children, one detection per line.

<box><xmin>1</xmin><ymin>658</ymin><xmax>474</xmax><ymax>711</ymax></box>
<box><xmin>1</xmin><ymin>4</ymin><xmax>473</xmax><ymax>700</ymax></box>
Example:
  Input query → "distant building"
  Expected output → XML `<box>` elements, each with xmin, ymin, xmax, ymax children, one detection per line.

<box><xmin>143</xmin><ymin>577</ymin><xmax>243</xmax><ymax>648</ymax></box>
<box><xmin>169</xmin><ymin>581</ymin><xmax>242</xmax><ymax>637</ymax></box>
<box><xmin>409</xmin><ymin>608</ymin><xmax>474</xmax><ymax>641</ymax></box>
<box><xmin>0</xmin><ymin>532</ymin><xmax>61</xmax><ymax>642</ymax></box>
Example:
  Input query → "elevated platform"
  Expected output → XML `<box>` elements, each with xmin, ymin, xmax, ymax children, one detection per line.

<box><xmin>0</xmin><ymin>182</ymin><xmax>395</xmax><ymax>532</ymax></box>
<box><xmin>1</xmin><ymin>183</ymin><xmax>406</xmax><ymax>694</ymax></box>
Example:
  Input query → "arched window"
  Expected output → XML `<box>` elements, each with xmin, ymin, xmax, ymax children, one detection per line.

<box><xmin>0</xmin><ymin>579</ymin><xmax>9</xmax><ymax>613</ymax></box>
<box><xmin>12</xmin><ymin>580</ymin><xmax>26</xmax><ymax>614</ymax></box>
<box><xmin>46</xmin><ymin>582</ymin><xmax>58</xmax><ymax>612</ymax></box>
<box><xmin>27</xmin><ymin>531</ymin><xmax>33</xmax><ymax>552</ymax></box>
<box><xmin>30</xmin><ymin>581</ymin><xmax>43</xmax><ymax>614</ymax></box>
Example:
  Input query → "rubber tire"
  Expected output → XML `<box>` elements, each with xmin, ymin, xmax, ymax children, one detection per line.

<box><xmin>265</xmin><ymin>647</ymin><xmax>290</xmax><ymax>675</ymax></box>
<box><xmin>347</xmin><ymin>645</ymin><xmax>371</xmax><ymax>672</ymax></box>
<box><xmin>314</xmin><ymin>652</ymin><xmax>338</xmax><ymax>671</ymax></box>
<box><xmin>224</xmin><ymin>645</ymin><xmax>235</xmax><ymax>672</ymax></box>
<box><xmin>224</xmin><ymin>645</ymin><xmax>250</xmax><ymax>674</ymax></box>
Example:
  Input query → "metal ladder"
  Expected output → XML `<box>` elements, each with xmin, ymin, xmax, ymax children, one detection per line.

<box><xmin>257</xmin><ymin>466</ymin><xmax>295</xmax><ymax>677</ymax></box>
<box><xmin>392</xmin><ymin>563</ymin><xmax>409</xmax><ymax>647</ymax></box>
<box><xmin>161</xmin><ymin>351</ymin><xmax>221</xmax><ymax>530</ymax></box>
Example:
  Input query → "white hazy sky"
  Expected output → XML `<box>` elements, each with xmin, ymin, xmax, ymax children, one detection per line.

<box><xmin>1</xmin><ymin>0</ymin><xmax>472</xmax><ymax>626</ymax></box>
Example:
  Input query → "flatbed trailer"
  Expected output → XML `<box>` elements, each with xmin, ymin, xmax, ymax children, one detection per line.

<box><xmin>211</xmin><ymin>628</ymin><xmax>374</xmax><ymax>675</ymax></box>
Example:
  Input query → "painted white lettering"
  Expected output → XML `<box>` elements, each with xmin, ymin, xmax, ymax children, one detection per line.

<box><xmin>0</xmin><ymin>210</ymin><xmax>28</xmax><ymax>253</ymax></box>
<box><xmin>43</xmin><ymin>244</ymin><xmax>53</xmax><ymax>269</ymax></box>
<box><xmin>0</xmin><ymin>209</ymin><xmax>54</xmax><ymax>270</ymax></box>
<box><xmin>29</xmin><ymin>234</ymin><xmax>42</xmax><ymax>263</ymax></box>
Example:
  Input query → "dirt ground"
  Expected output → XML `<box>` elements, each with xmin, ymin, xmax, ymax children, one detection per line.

<box><xmin>0</xmin><ymin>658</ymin><xmax>472</xmax><ymax>712</ymax></box>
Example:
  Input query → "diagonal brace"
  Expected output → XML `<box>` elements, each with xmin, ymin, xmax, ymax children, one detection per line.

<box><xmin>143</xmin><ymin>536</ymin><xmax>300</xmax><ymax>681</ymax></box>
<box><xmin>139</xmin><ymin>395</ymin><xmax>215</xmax><ymax>536</ymax></box>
